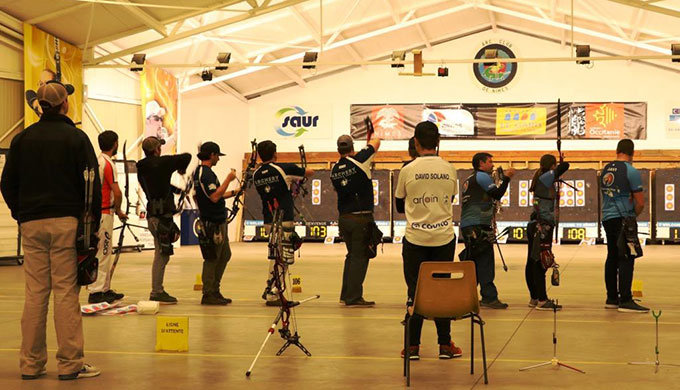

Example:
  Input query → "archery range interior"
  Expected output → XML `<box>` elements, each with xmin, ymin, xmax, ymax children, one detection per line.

<box><xmin>2</xmin><ymin>1</ymin><xmax>680</xmax><ymax>389</ymax></box>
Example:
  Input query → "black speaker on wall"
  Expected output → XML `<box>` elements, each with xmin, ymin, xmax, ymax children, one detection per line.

<box><xmin>672</xmin><ymin>44</ymin><xmax>680</xmax><ymax>63</ymax></box>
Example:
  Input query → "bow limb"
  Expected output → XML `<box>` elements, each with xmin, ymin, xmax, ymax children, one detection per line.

<box><xmin>555</xmin><ymin>99</ymin><xmax>562</xmax><ymax>243</ymax></box>
<box><xmin>226</xmin><ymin>139</ymin><xmax>258</xmax><ymax>223</ymax></box>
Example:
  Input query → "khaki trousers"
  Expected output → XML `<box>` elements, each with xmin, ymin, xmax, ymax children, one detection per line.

<box><xmin>20</xmin><ymin>217</ymin><xmax>84</xmax><ymax>376</ymax></box>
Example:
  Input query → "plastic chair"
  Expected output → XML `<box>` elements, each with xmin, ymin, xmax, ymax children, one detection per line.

<box><xmin>403</xmin><ymin>261</ymin><xmax>488</xmax><ymax>386</ymax></box>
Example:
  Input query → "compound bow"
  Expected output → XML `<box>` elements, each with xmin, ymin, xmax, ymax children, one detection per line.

<box><xmin>226</xmin><ymin>139</ymin><xmax>258</xmax><ymax>224</ymax></box>
<box><xmin>555</xmin><ymin>99</ymin><xmax>563</xmax><ymax>244</ymax></box>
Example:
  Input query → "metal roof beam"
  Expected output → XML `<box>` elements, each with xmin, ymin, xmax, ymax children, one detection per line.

<box><xmin>119</xmin><ymin>0</ymin><xmax>168</xmax><ymax>37</ymax></box>
<box><xmin>606</xmin><ymin>0</ymin><xmax>680</xmax><ymax>19</ymax></box>
<box><xmin>477</xmin><ymin>2</ymin><xmax>670</xmax><ymax>54</ymax></box>
<box><xmin>81</xmin><ymin>0</ymin><xmax>247</xmax><ymax>49</ymax></box>
<box><xmin>180</xmin><ymin>2</ymin><xmax>474</xmax><ymax>92</ymax></box>
<box><xmin>87</xmin><ymin>0</ymin><xmax>309</xmax><ymax>64</ymax></box>
<box><xmin>25</xmin><ymin>3</ymin><xmax>91</xmax><ymax>25</ymax></box>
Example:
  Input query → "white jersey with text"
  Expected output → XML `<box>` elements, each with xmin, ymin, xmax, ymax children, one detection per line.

<box><xmin>395</xmin><ymin>156</ymin><xmax>458</xmax><ymax>247</ymax></box>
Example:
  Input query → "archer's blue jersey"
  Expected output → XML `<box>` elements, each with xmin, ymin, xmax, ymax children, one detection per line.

<box><xmin>600</xmin><ymin>161</ymin><xmax>643</xmax><ymax>221</ymax></box>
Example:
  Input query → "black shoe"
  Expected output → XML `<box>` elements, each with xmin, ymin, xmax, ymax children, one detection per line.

<box><xmin>605</xmin><ymin>299</ymin><xmax>619</xmax><ymax>309</ymax></box>
<box><xmin>345</xmin><ymin>298</ymin><xmax>375</xmax><ymax>307</ymax></box>
<box><xmin>214</xmin><ymin>292</ymin><xmax>232</xmax><ymax>305</ymax></box>
<box><xmin>104</xmin><ymin>290</ymin><xmax>124</xmax><ymax>302</ymax></box>
<box><xmin>618</xmin><ymin>300</ymin><xmax>650</xmax><ymax>313</ymax></box>
<box><xmin>201</xmin><ymin>294</ymin><xmax>228</xmax><ymax>305</ymax></box>
<box><xmin>480</xmin><ymin>299</ymin><xmax>509</xmax><ymax>309</ymax></box>
<box><xmin>149</xmin><ymin>291</ymin><xmax>178</xmax><ymax>305</ymax></box>
<box><xmin>21</xmin><ymin>368</ymin><xmax>46</xmax><ymax>380</ymax></box>
<box><xmin>88</xmin><ymin>292</ymin><xmax>108</xmax><ymax>304</ymax></box>
<box><xmin>536</xmin><ymin>300</ymin><xmax>562</xmax><ymax>311</ymax></box>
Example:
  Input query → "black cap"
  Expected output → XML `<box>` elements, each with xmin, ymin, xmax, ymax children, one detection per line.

<box><xmin>197</xmin><ymin>141</ymin><xmax>225</xmax><ymax>160</ymax></box>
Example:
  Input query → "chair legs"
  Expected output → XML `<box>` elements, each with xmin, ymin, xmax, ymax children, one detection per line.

<box><xmin>470</xmin><ymin>315</ymin><xmax>475</xmax><ymax>375</ymax></box>
<box><xmin>405</xmin><ymin>316</ymin><xmax>411</xmax><ymax>387</ymax></box>
<box><xmin>476</xmin><ymin>314</ymin><xmax>489</xmax><ymax>385</ymax></box>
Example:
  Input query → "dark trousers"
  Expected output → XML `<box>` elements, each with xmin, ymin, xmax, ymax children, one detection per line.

<box><xmin>525</xmin><ymin>221</ymin><xmax>549</xmax><ymax>301</ymax></box>
<box><xmin>338</xmin><ymin>213</ymin><xmax>373</xmax><ymax>303</ymax></box>
<box><xmin>460</xmin><ymin>226</ymin><xmax>498</xmax><ymax>302</ymax></box>
<box><xmin>603</xmin><ymin>218</ymin><xmax>635</xmax><ymax>303</ymax></box>
<box><xmin>202</xmin><ymin>222</ymin><xmax>231</xmax><ymax>296</ymax></box>
<box><xmin>402</xmin><ymin>237</ymin><xmax>455</xmax><ymax>346</ymax></box>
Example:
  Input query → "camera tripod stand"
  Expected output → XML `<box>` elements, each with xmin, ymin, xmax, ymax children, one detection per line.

<box><xmin>519</xmin><ymin>299</ymin><xmax>585</xmax><ymax>374</ymax></box>
<box><xmin>246</xmin><ymin>208</ymin><xmax>319</xmax><ymax>377</ymax></box>
<box><xmin>628</xmin><ymin>310</ymin><xmax>680</xmax><ymax>373</ymax></box>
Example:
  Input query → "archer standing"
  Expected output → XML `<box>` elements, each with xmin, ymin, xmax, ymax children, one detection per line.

<box><xmin>526</xmin><ymin>154</ymin><xmax>569</xmax><ymax>311</ymax></box>
<box><xmin>1</xmin><ymin>81</ymin><xmax>101</xmax><ymax>380</ymax></box>
<box><xmin>395</xmin><ymin>121</ymin><xmax>462</xmax><ymax>360</ymax></box>
<box><xmin>600</xmin><ymin>139</ymin><xmax>648</xmax><ymax>313</ymax></box>
<box><xmin>193</xmin><ymin>142</ymin><xmax>239</xmax><ymax>306</ymax></box>
<box><xmin>459</xmin><ymin>153</ymin><xmax>515</xmax><ymax>309</ymax></box>
<box><xmin>253</xmin><ymin>140</ymin><xmax>314</xmax><ymax>306</ymax></box>
<box><xmin>137</xmin><ymin>136</ymin><xmax>191</xmax><ymax>304</ymax></box>
<box><xmin>87</xmin><ymin>130</ymin><xmax>128</xmax><ymax>304</ymax></box>
<box><xmin>402</xmin><ymin>136</ymin><xmax>418</xmax><ymax>167</ymax></box>
<box><xmin>331</xmin><ymin>134</ymin><xmax>381</xmax><ymax>307</ymax></box>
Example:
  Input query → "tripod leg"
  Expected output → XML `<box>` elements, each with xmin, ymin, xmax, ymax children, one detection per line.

<box><xmin>519</xmin><ymin>361</ymin><xmax>552</xmax><ymax>371</ymax></box>
<box><xmin>557</xmin><ymin>362</ymin><xmax>586</xmax><ymax>374</ymax></box>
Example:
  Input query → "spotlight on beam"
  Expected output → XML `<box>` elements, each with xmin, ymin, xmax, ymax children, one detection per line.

<box><xmin>303</xmin><ymin>51</ymin><xmax>318</xmax><ymax>69</ymax></box>
<box><xmin>391</xmin><ymin>50</ymin><xmax>406</xmax><ymax>68</ymax></box>
<box><xmin>437</xmin><ymin>67</ymin><xmax>449</xmax><ymax>77</ymax></box>
<box><xmin>576</xmin><ymin>45</ymin><xmax>590</xmax><ymax>65</ymax></box>
<box><xmin>672</xmin><ymin>43</ymin><xmax>680</xmax><ymax>63</ymax></box>
<box><xmin>130</xmin><ymin>53</ymin><xmax>146</xmax><ymax>72</ymax></box>
<box><xmin>216</xmin><ymin>52</ymin><xmax>231</xmax><ymax>70</ymax></box>
<box><xmin>483</xmin><ymin>49</ymin><xmax>498</xmax><ymax>67</ymax></box>
<box><xmin>201</xmin><ymin>69</ymin><xmax>213</xmax><ymax>81</ymax></box>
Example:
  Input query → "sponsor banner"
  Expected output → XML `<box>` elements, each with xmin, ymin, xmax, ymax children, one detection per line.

<box><xmin>141</xmin><ymin>67</ymin><xmax>178</xmax><ymax>155</ymax></box>
<box><xmin>422</xmin><ymin>109</ymin><xmax>475</xmax><ymax>136</ymax></box>
<box><xmin>667</xmin><ymin>108</ymin><xmax>680</xmax><ymax>139</ymax></box>
<box><xmin>584</xmin><ymin>103</ymin><xmax>624</xmax><ymax>139</ymax></box>
<box><xmin>350</xmin><ymin>102</ymin><xmax>646</xmax><ymax>140</ymax></box>
<box><xmin>23</xmin><ymin>24</ymin><xmax>83</xmax><ymax>128</ymax></box>
<box><xmin>256</xmin><ymin>104</ymin><xmax>331</xmax><ymax>140</ymax></box>
<box><xmin>496</xmin><ymin>107</ymin><xmax>547</xmax><ymax>136</ymax></box>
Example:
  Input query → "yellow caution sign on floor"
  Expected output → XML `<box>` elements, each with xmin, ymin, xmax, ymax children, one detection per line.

<box><xmin>291</xmin><ymin>275</ymin><xmax>302</xmax><ymax>293</ymax></box>
<box><xmin>155</xmin><ymin>316</ymin><xmax>189</xmax><ymax>352</ymax></box>
<box><xmin>632</xmin><ymin>279</ymin><xmax>643</xmax><ymax>298</ymax></box>
<box><xmin>193</xmin><ymin>274</ymin><xmax>203</xmax><ymax>291</ymax></box>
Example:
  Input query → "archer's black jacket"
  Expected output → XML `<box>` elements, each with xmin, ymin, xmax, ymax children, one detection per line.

<box><xmin>1</xmin><ymin>113</ymin><xmax>101</xmax><ymax>227</ymax></box>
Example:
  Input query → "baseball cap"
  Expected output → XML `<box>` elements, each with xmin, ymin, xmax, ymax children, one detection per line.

<box><xmin>142</xmin><ymin>136</ymin><xmax>166</xmax><ymax>153</ymax></box>
<box><xmin>337</xmin><ymin>135</ymin><xmax>354</xmax><ymax>149</ymax></box>
<box><xmin>197</xmin><ymin>141</ymin><xmax>225</xmax><ymax>160</ymax></box>
<box><xmin>37</xmin><ymin>80</ymin><xmax>74</xmax><ymax>108</ymax></box>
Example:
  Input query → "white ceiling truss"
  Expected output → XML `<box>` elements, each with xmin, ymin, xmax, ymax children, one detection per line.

<box><xmin>2</xmin><ymin>0</ymin><xmax>680</xmax><ymax>99</ymax></box>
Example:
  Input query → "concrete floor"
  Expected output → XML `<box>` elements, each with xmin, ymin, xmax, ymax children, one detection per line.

<box><xmin>1</xmin><ymin>242</ymin><xmax>680</xmax><ymax>389</ymax></box>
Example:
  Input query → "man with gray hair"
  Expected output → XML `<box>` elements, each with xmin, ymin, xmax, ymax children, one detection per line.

<box><xmin>330</xmin><ymin>134</ymin><xmax>381</xmax><ymax>307</ymax></box>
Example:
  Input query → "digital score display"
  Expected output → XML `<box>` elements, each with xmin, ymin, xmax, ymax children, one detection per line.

<box><xmin>306</xmin><ymin>223</ymin><xmax>328</xmax><ymax>240</ymax></box>
<box><xmin>255</xmin><ymin>225</ymin><xmax>269</xmax><ymax>240</ymax></box>
<box><xmin>563</xmin><ymin>227</ymin><xmax>587</xmax><ymax>241</ymax></box>
<box><xmin>670</xmin><ymin>227</ymin><xmax>680</xmax><ymax>241</ymax></box>
<box><xmin>507</xmin><ymin>226</ymin><xmax>528</xmax><ymax>242</ymax></box>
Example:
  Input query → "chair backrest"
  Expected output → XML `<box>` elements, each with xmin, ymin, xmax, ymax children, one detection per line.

<box><xmin>413</xmin><ymin>261</ymin><xmax>479</xmax><ymax>319</ymax></box>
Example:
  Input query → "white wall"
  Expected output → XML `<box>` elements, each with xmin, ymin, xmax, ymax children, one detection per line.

<box><xmin>247</xmin><ymin>29</ymin><xmax>680</xmax><ymax>154</ymax></box>
<box><xmin>180</xmin><ymin>86</ymin><xmax>250</xmax><ymax>240</ymax></box>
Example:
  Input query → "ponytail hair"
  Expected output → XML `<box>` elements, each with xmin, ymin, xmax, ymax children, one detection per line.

<box><xmin>529</xmin><ymin>154</ymin><xmax>557</xmax><ymax>193</ymax></box>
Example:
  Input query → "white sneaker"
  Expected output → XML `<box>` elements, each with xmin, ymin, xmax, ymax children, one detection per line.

<box><xmin>59</xmin><ymin>364</ymin><xmax>101</xmax><ymax>380</ymax></box>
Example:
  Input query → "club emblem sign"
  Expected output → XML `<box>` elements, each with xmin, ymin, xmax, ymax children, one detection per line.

<box><xmin>473</xmin><ymin>42</ymin><xmax>517</xmax><ymax>93</ymax></box>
